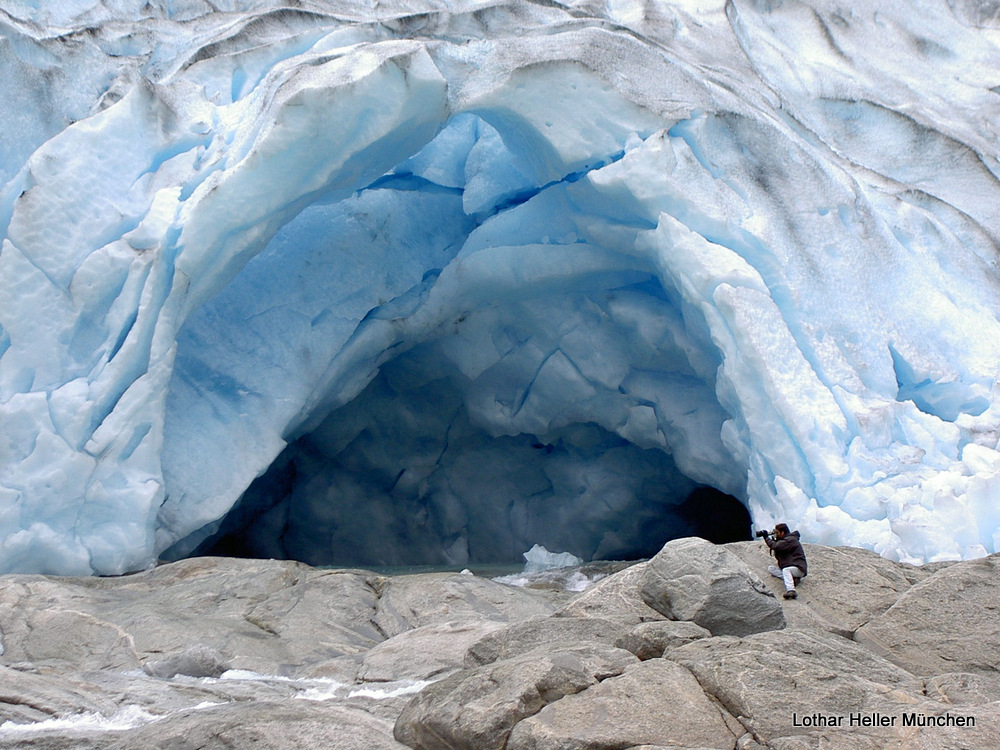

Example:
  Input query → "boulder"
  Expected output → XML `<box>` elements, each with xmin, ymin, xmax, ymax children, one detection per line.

<box><xmin>358</xmin><ymin>620</ymin><xmax>504</xmax><ymax>682</ymax></box>
<box><xmin>373</xmin><ymin>572</ymin><xmax>559</xmax><ymax>638</ymax></box>
<box><xmin>506</xmin><ymin>659</ymin><xmax>741</xmax><ymax>750</ymax></box>
<box><xmin>393</xmin><ymin>644</ymin><xmax>637</xmax><ymax>750</ymax></box>
<box><xmin>143</xmin><ymin>645</ymin><xmax>230</xmax><ymax>679</ymax></box>
<box><xmin>464</xmin><ymin>615</ymin><xmax>629</xmax><ymax>667</ymax></box>
<box><xmin>640</xmin><ymin>537</ymin><xmax>785</xmax><ymax>636</ymax></box>
<box><xmin>613</xmin><ymin>620</ymin><xmax>711</xmax><ymax>660</ymax></box>
<box><xmin>234</xmin><ymin>568</ymin><xmax>387</xmax><ymax>668</ymax></box>
<box><xmin>669</xmin><ymin>629</ymin><xmax>927</xmax><ymax>744</ymax></box>
<box><xmin>854</xmin><ymin>553</ymin><xmax>1000</xmax><ymax>676</ymax></box>
<box><xmin>554</xmin><ymin>563</ymin><xmax>666</xmax><ymax>623</ymax></box>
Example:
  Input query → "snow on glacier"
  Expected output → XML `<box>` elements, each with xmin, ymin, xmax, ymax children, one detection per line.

<box><xmin>1</xmin><ymin>0</ymin><xmax>1000</xmax><ymax>575</ymax></box>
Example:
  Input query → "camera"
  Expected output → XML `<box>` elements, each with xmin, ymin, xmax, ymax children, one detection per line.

<box><xmin>754</xmin><ymin>529</ymin><xmax>771</xmax><ymax>539</ymax></box>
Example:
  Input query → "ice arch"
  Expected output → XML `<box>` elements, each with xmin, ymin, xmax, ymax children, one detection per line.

<box><xmin>2</xmin><ymin>0</ymin><xmax>1000</xmax><ymax>575</ymax></box>
<box><xmin>157</xmin><ymin>109</ymin><xmax>755</xmax><ymax>566</ymax></box>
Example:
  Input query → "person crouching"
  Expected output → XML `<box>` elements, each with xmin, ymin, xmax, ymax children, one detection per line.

<box><xmin>764</xmin><ymin>523</ymin><xmax>807</xmax><ymax>599</ymax></box>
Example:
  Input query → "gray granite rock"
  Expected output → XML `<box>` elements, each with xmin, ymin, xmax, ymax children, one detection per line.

<box><xmin>0</xmin><ymin>733</ymin><xmax>112</xmax><ymax>750</ymax></box>
<box><xmin>554</xmin><ymin>562</ymin><xmax>666</xmax><ymax>624</ymax></box>
<box><xmin>236</xmin><ymin>566</ymin><xmax>387</xmax><ymax>662</ymax></box>
<box><xmin>854</xmin><ymin>553</ymin><xmax>1000</xmax><ymax>676</ymax></box>
<box><xmin>0</xmin><ymin>665</ymin><xmax>119</xmax><ymax>725</ymax></box>
<box><xmin>394</xmin><ymin>644</ymin><xmax>637</xmax><ymax>750</ymax></box>
<box><xmin>506</xmin><ymin>659</ymin><xmax>741</xmax><ymax>750</ymax></box>
<box><xmin>359</xmin><ymin>620</ymin><xmax>504</xmax><ymax>682</ymax></box>
<box><xmin>669</xmin><ymin>628</ymin><xmax>930</xmax><ymax>745</ymax></box>
<box><xmin>143</xmin><ymin>645</ymin><xmax>230</xmax><ymax>679</ymax></box>
<box><xmin>762</xmin><ymin>703</ymin><xmax>1000</xmax><ymax>750</ymax></box>
<box><xmin>0</xmin><ymin>557</ymin><xmax>387</xmax><ymax>676</ymax></box>
<box><xmin>464</xmin><ymin>615</ymin><xmax>629</xmax><ymax>667</ymax></box>
<box><xmin>725</xmin><ymin>541</ymin><xmax>923</xmax><ymax>634</ymax></box>
<box><xmin>373</xmin><ymin>572</ymin><xmax>560</xmax><ymax>638</ymax></box>
<box><xmin>923</xmin><ymin>672</ymin><xmax>1000</xmax><ymax>705</ymax></box>
<box><xmin>104</xmin><ymin>699</ymin><xmax>408</xmax><ymax>750</ymax></box>
<box><xmin>640</xmin><ymin>538</ymin><xmax>785</xmax><ymax>636</ymax></box>
<box><xmin>613</xmin><ymin>619</ymin><xmax>712</xmax><ymax>659</ymax></box>
<box><xmin>0</xmin><ymin>578</ymin><xmax>142</xmax><ymax>671</ymax></box>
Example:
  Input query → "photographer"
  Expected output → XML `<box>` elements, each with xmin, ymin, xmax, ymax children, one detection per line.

<box><xmin>758</xmin><ymin>523</ymin><xmax>807</xmax><ymax>599</ymax></box>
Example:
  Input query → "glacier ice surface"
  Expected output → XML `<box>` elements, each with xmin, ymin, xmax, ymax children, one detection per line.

<box><xmin>1</xmin><ymin>0</ymin><xmax>1000</xmax><ymax>574</ymax></box>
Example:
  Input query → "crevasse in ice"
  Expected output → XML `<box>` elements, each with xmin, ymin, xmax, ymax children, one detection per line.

<box><xmin>1</xmin><ymin>0</ymin><xmax>999</xmax><ymax>575</ymax></box>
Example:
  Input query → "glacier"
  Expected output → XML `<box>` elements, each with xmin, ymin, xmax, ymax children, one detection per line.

<box><xmin>1</xmin><ymin>0</ymin><xmax>999</xmax><ymax>576</ymax></box>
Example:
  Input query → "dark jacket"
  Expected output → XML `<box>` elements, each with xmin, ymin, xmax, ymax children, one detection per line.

<box><xmin>766</xmin><ymin>530</ymin><xmax>807</xmax><ymax>576</ymax></box>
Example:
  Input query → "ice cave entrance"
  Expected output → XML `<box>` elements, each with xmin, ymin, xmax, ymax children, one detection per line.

<box><xmin>163</xmin><ymin>112</ymin><xmax>751</xmax><ymax>568</ymax></box>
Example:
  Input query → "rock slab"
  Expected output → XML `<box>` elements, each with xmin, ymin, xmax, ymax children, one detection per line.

<box><xmin>854</xmin><ymin>553</ymin><xmax>1000</xmax><ymax>675</ymax></box>
<box><xmin>506</xmin><ymin>659</ymin><xmax>740</xmax><ymax>750</ymax></box>
<box><xmin>393</xmin><ymin>644</ymin><xmax>637</xmax><ymax>750</ymax></box>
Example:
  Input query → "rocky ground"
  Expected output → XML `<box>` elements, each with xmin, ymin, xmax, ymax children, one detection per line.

<box><xmin>0</xmin><ymin>538</ymin><xmax>998</xmax><ymax>750</ymax></box>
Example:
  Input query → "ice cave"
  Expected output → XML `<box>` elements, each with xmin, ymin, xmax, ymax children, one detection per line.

<box><xmin>1</xmin><ymin>0</ymin><xmax>1000</xmax><ymax>576</ymax></box>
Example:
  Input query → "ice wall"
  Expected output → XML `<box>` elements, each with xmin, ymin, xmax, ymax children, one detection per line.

<box><xmin>1</xmin><ymin>0</ymin><xmax>999</xmax><ymax>574</ymax></box>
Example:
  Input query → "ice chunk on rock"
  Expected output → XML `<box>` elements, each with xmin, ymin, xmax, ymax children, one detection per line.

<box><xmin>521</xmin><ymin>545</ymin><xmax>585</xmax><ymax>574</ymax></box>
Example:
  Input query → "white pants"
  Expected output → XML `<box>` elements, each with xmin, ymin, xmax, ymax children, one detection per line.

<box><xmin>768</xmin><ymin>564</ymin><xmax>804</xmax><ymax>591</ymax></box>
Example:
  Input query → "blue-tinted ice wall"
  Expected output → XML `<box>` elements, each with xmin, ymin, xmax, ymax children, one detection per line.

<box><xmin>160</xmin><ymin>113</ymin><xmax>749</xmax><ymax>565</ymax></box>
<box><xmin>3</xmin><ymin>0</ymin><xmax>1000</xmax><ymax>575</ymax></box>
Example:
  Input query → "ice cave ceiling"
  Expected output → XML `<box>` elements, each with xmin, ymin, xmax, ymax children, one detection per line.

<box><xmin>1</xmin><ymin>0</ymin><xmax>1000</xmax><ymax>575</ymax></box>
